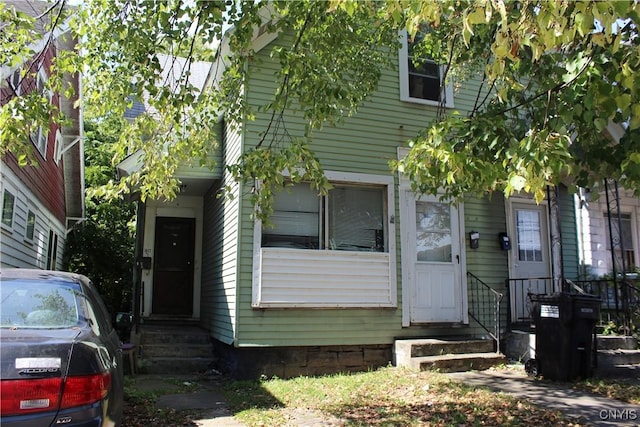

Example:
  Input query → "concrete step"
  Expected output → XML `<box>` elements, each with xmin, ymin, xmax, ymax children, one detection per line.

<box><xmin>140</xmin><ymin>326</ymin><xmax>211</xmax><ymax>346</ymax></box>
<box><xmin>141</xmin><ymin>343</ymin><xmax>214</xmax><ymax>358</ymax></box>
<box><xmin>136</xmin><ymin>324</ymin><xmax>214</xmax><ymax>374</ymax></box>
<box><xmin>413</xmin><ymin>352</ymin><xmax>506</xmax><ymax>373</ymax></box>
<box><xmin>596</xmin><ymin>335</ymin><xmax>638</xmax><ymax>350</ymax></box>
<box><xmin>598</xmin><ymin>349</ymin><xmax>640</xmax><ymax>367</ymax></box>
<box><xmin>139</xmin><ymin>356</ymin><xmax>213</xmax><ymax>375</ymax></box>
<box><xmin>394</xmin><ymin>338</ymin><xmax>495</xmax><ymax>361</ymax></box>
<box><xmin>394</xmin><ymin>338</ymin><xmax>502</xmax><ymax>373</ymax></box>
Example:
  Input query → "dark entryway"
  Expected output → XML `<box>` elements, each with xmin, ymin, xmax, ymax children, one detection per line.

<box><xmin>152</xmin><ymin>217</ymin><xmax>195</xmax><ymax>315</ymax></box>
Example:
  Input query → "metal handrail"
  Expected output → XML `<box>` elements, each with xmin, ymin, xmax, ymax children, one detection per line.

<box><xmin>508</xmin><ymin>277</ymin><xmax>640</xmax><ymax>334</ymax></box>
<box><xmin>467</xmin><ymin>272</ymin><xmax>503</xmax><ymax>352</ymax></box>
<box><xmin>569</xmin><ymin>278</ymin><xmax>640</xmax><ymax>334</ymax></box>
<box><xmin>506</xmin><ymin>276</ymin><xmax>556</xmax><ymax>325</ymax></box>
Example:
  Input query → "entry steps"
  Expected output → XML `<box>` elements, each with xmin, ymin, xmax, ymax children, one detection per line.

<box><xmin>596</xmin><ymin>335</ymin><xmax>640</xmax><ymax>375</ymax></box>
<box><xmin>137</xmin><ymin>323</ymin><xmax>214</xmax><ymax>374</ymax></box>
<box><xmin>393</xmin><ymin>338</ymin><xmax>505</xmax><ymax>373</ymax></box>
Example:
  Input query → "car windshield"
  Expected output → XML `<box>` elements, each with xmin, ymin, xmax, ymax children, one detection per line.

<box><xmin>1</xmin><ymin>279</ymin><xmax>81</xmax><ymax>328</ymax></box>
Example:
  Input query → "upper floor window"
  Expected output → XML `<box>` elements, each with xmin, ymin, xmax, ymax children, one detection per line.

<box><xmin>399</xmin><ymin>30</ymin><xmax>454</xmax><ymax>108</ymax></box>
<box><xmin>29</xmin><ymin>68</ymin><xmax>51</xmax><ymax>158</ymax></box>
<box><xmin>262</xmin><ymin>182</ymin><xmax>387</xmax><ymax>253</ymax></box>
<box><xmin>9</xmin><ymin>69</ymin><xmax>21</xmax><ymax>94</ymax></box>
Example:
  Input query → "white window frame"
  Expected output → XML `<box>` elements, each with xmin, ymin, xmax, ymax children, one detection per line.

<box><xmin>46</xmin><ymin>229</ymin><xmax>59</xmax><ymax>270</ymax></box>
<box><xmin>8</xmin><ymin>69</ymin><xmax>21</xmax><ymax>94</ymax></box>
<box><xmin>24</xmin><ymin>208</ymin><xmax>36</xmax><ymax>243</ymax></box>
<box><xmin>605</xmin><ymin>211</ymin><xmax>638</xmax><ymax>272</ymax></box>
<box><xmin>398</xmin><ymin>30</ymin><xmax>454</xmax><ymax>108</ymax></box>
<box><xmin>54</xmin><ymin>129</ymin><xmax>63</xmax><ymax>165</ymax></box>
<box><xmin>252</xmin><ymin>171</ymin><xmax>397</xmax><ymax>308</ymax></box>
<box><xmin>261</xmin><ymin>181</ymin><xmax>389</xmax><ymax>252</ymax></box>
<box><xmin>1</xmin><ymin>188</ymin><xmax>16</xmax><ymax>231</ymax></box>
<box><xmin>30</xmin><ymin>67</ymin><xmax>52</xmax><ymax>159</ymax></box>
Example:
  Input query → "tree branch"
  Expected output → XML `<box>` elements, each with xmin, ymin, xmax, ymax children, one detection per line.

<box><xmin>256</xmin><ymin>6</ymin><xmax>313</xmax><ymax>149</ymax></box>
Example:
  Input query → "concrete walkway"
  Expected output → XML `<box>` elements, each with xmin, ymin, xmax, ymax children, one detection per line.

<box><xmin>447</xmin><ymin>368</ymin><xmax>640</xmax><ymax>426</ymax></box>
<box><xmin>132</xmin><ymin>373</ymin><xmax>247</xmax><ymax>426</ymax></box>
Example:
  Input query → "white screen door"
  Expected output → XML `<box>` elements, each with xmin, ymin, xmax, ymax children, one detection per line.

<box><xmin>408</xmin><ymin>195</ymin><xmax>464</xmax><ymax>323</ymax></box>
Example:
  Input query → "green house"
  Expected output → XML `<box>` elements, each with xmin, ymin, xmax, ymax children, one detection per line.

<box><xmin>121</xmin><ymin>25</ymin><xmax>582</xmax><ymax>378</ymax></box>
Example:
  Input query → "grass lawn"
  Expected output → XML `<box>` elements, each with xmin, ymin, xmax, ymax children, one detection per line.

<box><xmin>222</xmin><ymin>366</ymin><xmax>581</xmax><ymax>426</ymax></box>
<box><xmin>123</xmin><ymin>365</ymin><xmax>640</xmax><ymax>426</ymax></box>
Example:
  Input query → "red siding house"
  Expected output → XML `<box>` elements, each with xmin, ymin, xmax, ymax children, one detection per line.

<box><xmin>1</xmin><ymin>0</ymin><xmax>83</xmax><ymax>269</ymax></box>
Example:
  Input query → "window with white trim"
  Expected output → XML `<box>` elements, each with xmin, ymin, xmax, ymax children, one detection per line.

<box><xmin>54</xmin><ymin>129</ymin><xmax>63</xmax><ymax>165</ymax></box>
<box><xmin>25</xmin><ymin>209</ymin><xmax>36</xmax><ymax>242</ymax></box>
<box><xmin>9</xmin><ymin>69</ymin><xmax>21</xmax><ymax>94</ymax></box>
<box><xmin>262</xmin><ymin>183</ymin><xmax>387</xmax><ymax>252</ymax></box>
<box><xmin>46</xmin><ymin>230</ymin><xmax>58</xmax><ymax>270</ymax></box>
<box><xmin>254</xmin><ymin>173</ymin><xmax>397</xmax><ymax>309</ymax></box>
<box><xmin>606</xmin><ymin>213</ymin><xmax>636</xmax><ymax>272</ymax></box>
<box><xmin>399</xmin><ymin>30</ymin><xmax>454</xmax><ymax>108</ymax></box>
<box><xmin>29</xmin><ymin>68</ymin><xmax>51</xmax><ymax>158</ymax></box>
<box><xmin>2</xmin><ymin>189</ymin><xmax>15</xmax><ymax>229</ymax></box>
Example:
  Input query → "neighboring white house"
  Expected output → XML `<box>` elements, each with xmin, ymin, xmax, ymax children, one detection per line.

<box><xmin>577</xmin><ymin>184</ymin><xmax>640</xmax><ymax>278</ymax></box>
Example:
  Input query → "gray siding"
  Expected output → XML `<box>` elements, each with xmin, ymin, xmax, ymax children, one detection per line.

<box><xmin>1</xmin><ymin>166</ymin><xmax>65</xmax><ymax>270</ymax></box>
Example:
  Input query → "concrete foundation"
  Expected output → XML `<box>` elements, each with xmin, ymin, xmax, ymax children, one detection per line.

<box><xmin>504</xmin><ymin>330</ymin><xmax>536</xmax><ymax>362</ymax></box>
<box><xmin>211</xmin><ymin>340</ymin><xmax>392</xmax><ymax>379</ymax></box>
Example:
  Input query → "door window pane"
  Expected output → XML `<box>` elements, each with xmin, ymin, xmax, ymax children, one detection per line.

<box><xmin>516</xmin><ymin>209</ymin><xmax>543</xmax><ymax>262</ymax></box>
<box><xmin>329</xmin><ymin>186</ymin><xmax>384</xmax><ymax>252</ymax></box>
<box><xmin>416</xmin><ymin>201</ymin><xmax>451</xmax><ymax>262</ymax></box>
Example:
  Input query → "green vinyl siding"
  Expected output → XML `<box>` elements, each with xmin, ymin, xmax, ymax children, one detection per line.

<box><xmin>558</xmin><ymin>185</ymin><xmax>579</xmax><ymax>280</ymax></box>
<box><xmin>229</xmin><ymin>34</ymin><xmax>495</xmax><ymax>347</ymax></box>
<box><xmin>205</xmin><ymin>27</ymin><xmax>584</xmax><ymax>347</ymax></box>
<box><xmin>464</xmin><ymin>195</ymin><xmax>509</xmax><ymax>290</ymax></box>
<box><xmin>201</xmin><ymin>120</ymin><xmax>243</xmax><ymax>344</ymax></box>
<box><xmin>464</xmin><ymin>196</ymin><xmax>510</xmax><ymax>332</ymax></box>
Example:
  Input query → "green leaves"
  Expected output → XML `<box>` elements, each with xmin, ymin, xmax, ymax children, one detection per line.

<box><xmin>4</xmin><ymin>0</ymin><xmax>640</xmax><ymax>212</ymax></box>
<box><xmin>227</xmin><ymin>140</ymin><xmax>331</xmax><ymax>222</ymax></box>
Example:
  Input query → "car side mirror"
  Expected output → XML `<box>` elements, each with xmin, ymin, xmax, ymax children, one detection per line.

<box><xmin>115</xmin><ymin>312</ymin><xmax>132</xmax><ymax>328</ymax></box>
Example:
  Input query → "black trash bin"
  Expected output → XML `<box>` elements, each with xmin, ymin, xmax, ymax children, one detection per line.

<box><xmin>529</xmin><ymin>292</ymin><xmax>601</xmax><ymax>381</ymax></box>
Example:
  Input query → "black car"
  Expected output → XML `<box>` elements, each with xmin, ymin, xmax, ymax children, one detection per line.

<box><xmin>0</xmin><ymin>269</ymin><xmax>124</xmax><ymax>427</ymax></box>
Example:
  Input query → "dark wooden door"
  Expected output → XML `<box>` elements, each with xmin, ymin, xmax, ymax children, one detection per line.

<box><xmin>152</xmin><ymin>217</ymin><xmax>195</xmax><ymax>315</ymax></box>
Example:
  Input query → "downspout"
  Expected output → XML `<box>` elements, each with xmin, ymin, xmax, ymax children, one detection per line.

<box><xmin>547</xmin><ymin>185</ymin><xmax>564</xmax><ymax>292</ymax></box>
<box><xmin>132</xmin><ymin>198</ymin><xmax>146</xmax><ymax>327</ymax></box>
